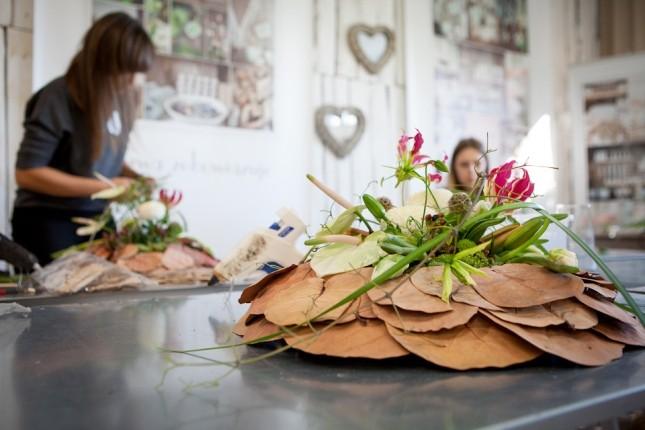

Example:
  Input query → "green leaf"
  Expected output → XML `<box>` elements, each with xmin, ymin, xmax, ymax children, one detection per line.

<box><xmin>454</xmin><ymin>240</ymin><xmax>490</xmax><ymax>261</ymax></box>
<box><xmin>433</xmin><ymin>160</ymin><xmax>449</xmax><ymax>172</ymax></box>
<box><xmin>451</xmin><ymin>261</ymin><xmax>475</xmax><ymax>286</ymax></box>
<box><xmin>310</xmin><ymin>231</ymin><xmax>388</xmax><ymax>277</ymax></box>
<box><xmin>454</xmin><ymin>259</ymin><xmax>487</xmax><ymax>278</ymax></box>
<box><xmin>315</xmin><ymin>206</ymin><xmax>360</xmax><ymax>237</ymax></box>
<box><xmin>441</xmin><ymin>264</ymin><xmax>453</xmax><ymax>302</ymax></box>
<box><xmin>463</xmin><ymin>217</ymin><xmax>505</xmax><ymax>242</ymax></box>
<box><xmin>372</xmin><ymin>254</ymin><xmax>409</xmax><ymax>280</ymax></box>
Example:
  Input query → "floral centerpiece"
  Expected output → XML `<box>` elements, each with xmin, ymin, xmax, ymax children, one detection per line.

<box><xmin>58</xmin><ymin>176</ymin><xmax>218</xmax><ymax>284</ymax></box>
<box><xmin>228</xmin><ymin>130</ymin><xmax>644</xmax><ymax>370</ymax></box>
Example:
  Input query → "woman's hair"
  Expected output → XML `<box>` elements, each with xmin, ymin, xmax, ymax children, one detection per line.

<box><xmin>65</xmin><ymin>12</ymin><xmax>154</xmax><ymax>160</ymax></box>
<box><xmin>447</xmin><ymin>138</ymin><xmax>488</xmax><ymax>191</ymax></box>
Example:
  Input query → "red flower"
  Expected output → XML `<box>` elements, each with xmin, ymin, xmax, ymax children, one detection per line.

<box><xmin>486</xmin><ymin>160</ymin><xmax>534</xmax><ymax>204</ymax></box>
<box><xmin>159</xmin><ymin>189</ymin><xmax>183</xmax><ymax>208</ymax></box>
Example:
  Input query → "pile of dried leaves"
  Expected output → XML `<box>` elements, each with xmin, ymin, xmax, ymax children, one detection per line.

<box><xmin>89</xmin><ymin>241</ymin><xmax>218</xmax><ymax>285</ymax></box>
<box><xmin>233</xmin><ymin>263</ymin><xmax>644</xmax><ymax>369</ymax></box>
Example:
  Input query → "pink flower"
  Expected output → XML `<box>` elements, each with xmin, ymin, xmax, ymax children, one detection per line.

<box><xmin>395</xmin><ymin>129</ymin><xmax>446</xmax><ymax>186</ymax></box>
<box><xmin>486</xmin><ymin>160</ymin><xmax>534</xmax><ymax>204</ymax></box>
<box><xmin>488</xmin><ymin>160</ymin><xmax>515</xmax><ymax>195</ymax></box>
<box><xmin>428</xmin><ymin>173</ymin><xmax>442</xmax><ymax>183</ymax></box>
<box><xmin>412</xmin><ymin>129</ymin><xmax>424</xmax><ymax>155</ymax></box>
<box><xmin>159</xmin><ymin>189</ymin><xmax>183</xmax><ymax>208</ymax></box>
<box><xmin>397</xmin><ymin>134</ymin><xmax>409</xmax><ymax>158</ymax></box>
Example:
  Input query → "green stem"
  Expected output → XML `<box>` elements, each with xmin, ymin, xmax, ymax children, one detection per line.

<box><xmin>354</xmin><ymin>210</ymin><xmax>374</xmax><ymax>233</ymax></box>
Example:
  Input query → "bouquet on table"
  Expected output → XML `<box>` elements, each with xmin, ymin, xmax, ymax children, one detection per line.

<box><xmin>233</xmin><ymin>130</ymin><xmax>644</xmax><ymax>370</ymax></box>
<box><xmin>58</xmin><ymin>176</ymin><xmax>218</xmax><ymax>284</ymax></box>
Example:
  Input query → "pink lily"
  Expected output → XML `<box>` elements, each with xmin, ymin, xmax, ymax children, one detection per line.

<box><xmin>499</xmin><ymin>169</ymin><xmax>534</xmax><ymax>203</ymax></box>
<box><xmin>486</xmin><ymin>160</ymin><xmax>535</xmax><ymax>204</ymax></box>
<box><xmin>395</xmin><ymin>129</ymin><xmax>448</xmax><ymax>186</ymax></box>
<box><xmin>487</xmin><ymin>160</ymin><xmax>515</xmax><ymax>195</ymax></box>
<box><xmin>159</xmin><ymin>189</ymin><xmax>183</xmax><ymax>208</ymax></box>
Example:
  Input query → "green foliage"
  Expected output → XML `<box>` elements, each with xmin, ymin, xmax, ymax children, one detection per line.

<box><xmin>457</xmin><ymin>239</ymin><xmax>477</xmax><ymax>252</ymax></box>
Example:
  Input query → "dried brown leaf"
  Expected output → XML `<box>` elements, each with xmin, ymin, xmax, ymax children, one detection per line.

<box><xmin>452</xmin><ymin>285</ymin><xmax>503</xmax><ymax>311</ymax></box>
<box><xmin>233</xmin><ymin>308</ymin><xmax>252</xmax><ymax>336</ymax></box>
<box><xmin>314</xmin><ymin>268</ymin><xmax>373</xmax><ymax>322</ymax></box>
<box><xmin>239</xmin><ymin>264</ymin><xmax>298</xmax><ymax>303</ymax></box>
<box><xmin>285</xmin><ymin>319</ymin><xmax>409</xmax><ymax>359</ymax></box>
<box><xmin>548</xmin><ymin>299</ymin><xmax>598</xmax><ymax>329</ymax></box>
<box><xmin>357</xmin><ymin>294</ymin><xmax>377</xmax><ymax>319</ymax></box>
<box><xmin>247</xmin><ymin>264</ymin><xmax>315</xmax><ymax>315</ymax></box>
<box><xmin>161</xmin><ymin>245</ymin><xmax>195</xmax><ymax>270</ymax></box>
<box><xmin>575</xmin><ymin>272</ymin><xmax>615</xmax><ymax>289</ymax></box>
<box><xmin>263</xmin><ymin>278</ymin><xmax>325</xmax><ymax>325</ymax></box>
<box><xmin>386</xmin><ymin>315</ymin><xmax>542</xmax><ymax>370</ymax></box>
<box><xmin>411</xmin><ymin>266</ymin><xmax>462</xmax><ymax>298</ymax></box>
<box><xmin>489</xmin><ymin>305</ymin><xmax>564</xmax><ymax>328</ymax></box>
<box><xmin>367</xmin><ymin>276</ymin><xmax>453</xmax><ymax>314</ymax></box>
<box><xmin>373</xmin><ymin>302</ymin><xmax>477</xmax><ymax>332</ymax></box>
<box><xmin>112</xmin><ymin>244</ymin><xmax>139</xmax><ymax>262</ymax></box>
<box><xmin>593</xmin><ymin>318</ymin><xmax>645</xmax><ymax>347</ymax></box>
<box><xmin>471</xmin><ymin>264</ymin><xmax>584</xmax><ymax>308</ymax></box>
<box><xmin>119</xmin><ymin>252</ymin><xmax>164</xmax><ymax>273</ymax></box>
<box><xmin>243</xmin><ymin>317</ymin><xmax>281</xmax><ymax>342</ymax></box>
<box><xmin>583</xmin><ymin>283</ymin><xmax>617</xmax><ymax>300</ymax></box>
<box><xmin>575</xmin><ymin>291</ymin><xmax>637</xmax><ymax>325</ymax></box>
<box><xmin>482</xmin><ymin>311</ymin><xmax>624</xmax><ymax>366</ymax></box>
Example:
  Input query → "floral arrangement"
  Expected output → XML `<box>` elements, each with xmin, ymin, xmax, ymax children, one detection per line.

<box><xmin>221</xmin><ymin>130</ymin><xmax>644</xmax><ymax>370</ymax></box>
<box><xmin>60</xmin><ymin>176</ymin><xmax>218</xmax><ymax>284</ymax></box>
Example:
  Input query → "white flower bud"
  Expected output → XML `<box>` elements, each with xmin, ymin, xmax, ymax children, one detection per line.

<box><xmin>548</xmin><ymin>248</ymin><xmax>579</xmax><ymax>269</ymax></box>
<box><xmin>137</xmin><ymin>201</ymin><xmax>167</xmax><ymax>221</ymax></box>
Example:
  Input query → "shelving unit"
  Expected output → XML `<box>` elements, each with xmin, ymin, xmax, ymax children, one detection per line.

<box><xmin>588</xmin><ymin>140</ymin><xmax>645</xmax><ymax>201</ymax></box>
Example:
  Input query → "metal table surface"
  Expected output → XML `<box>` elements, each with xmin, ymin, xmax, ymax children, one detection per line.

<box><xmin>1</xmin><ymin>288</ymin><xmax>644</xmax><ymax>430</ymax></box>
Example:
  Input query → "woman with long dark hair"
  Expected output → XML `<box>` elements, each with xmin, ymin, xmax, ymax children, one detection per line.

<box><xmin>11</xmin><ymin>13</ymin><xmax>155</xmax><ymax>264</ymax></box>
<box><xmin>447</xmin><ymin>138</ymin><xmax>489</xmax><ymax>193</ymax></box>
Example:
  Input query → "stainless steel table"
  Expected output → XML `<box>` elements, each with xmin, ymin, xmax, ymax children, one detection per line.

<box><xmin>1</xmin><ymin>288</ymin><xmax>644</xmax><ymax>430</ymax></box>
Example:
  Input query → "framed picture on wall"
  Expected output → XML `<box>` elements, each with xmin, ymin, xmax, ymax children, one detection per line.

<box><xmin>432</xmin><ymin>0</ymin><xmax>529</xmax><ymax>163</ymax></box>
<box><xmin>94</xmin><ymin>0</ymin><xmax>274</xmax><ymax>131</ymax></box>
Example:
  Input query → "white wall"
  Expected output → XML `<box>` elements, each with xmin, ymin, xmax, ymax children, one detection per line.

<box><xmin>29</xmin><ymin>0</ymin><xmax>565</xmax><ymax>256</ymax></box>
<box><xmin>31</xmin><ymin>0</ymin><xmax>313</xmax><ymax>257</ymax></box>
<box><xmin>32</xmin><ymin>0</ymin><xmax>91</xmax><ymax>90</ymax></box>
<box><xmin>1</xmin><ymin>0</ymin><xmax>33</xmax><ymax>239</ymax></box>
<box><xmin>309</xmin><ymin>0</ymin><xmax>406</xmax><ymax>228</ymax></box>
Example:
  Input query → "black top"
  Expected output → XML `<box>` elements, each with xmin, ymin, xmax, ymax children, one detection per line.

<box><xmin>14</xmin><ymin>77</ymin><xmax>128</xmax><ymax>212</ymax></box>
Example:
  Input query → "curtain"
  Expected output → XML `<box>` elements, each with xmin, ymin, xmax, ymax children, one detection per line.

<box><xmin>598</xmin><ymin>0</ymin><xmax>645</xmax><ymax>57</ymax></box>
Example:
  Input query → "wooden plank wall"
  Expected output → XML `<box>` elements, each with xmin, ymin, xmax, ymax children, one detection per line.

<box><xmin>0</xmin><ymin>0</ymin><xmax>33</xmax><ymax>238</ymax></box>
<box><xmin>309</xmin><ymin>0</ymin><xmax>406</xmax><ymax>228</ymax></box>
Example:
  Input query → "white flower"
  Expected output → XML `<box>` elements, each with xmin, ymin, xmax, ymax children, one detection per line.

<box><xmin>386</xmin><ymin>205</ymin><xmax>435</xmax><ymax>234</ymax></box>
<box><xmin>548</xmin><ymin>248</ymin><xmax>579</xmax><ymax>269</ymax></box>
<box><xmin>136</xmin><ymin>201</ymin><xmax>167</xmax><ymax>221</ymax></box>
<box><xmin>471</xmin><ymin>200</ymin><xmax>492</xmax><ymax>216</ymax></box>
<box><xmin>408</xmin><ymin>189</ymin><xmax>453</xmax><ymax>212</ymax></box>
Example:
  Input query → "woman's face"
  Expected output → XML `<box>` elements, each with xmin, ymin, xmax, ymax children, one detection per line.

<box><xmin>131</xmin><ymin>72</ymin><xmax>146</xmax><ymax>88</ymax></box>
<box><xmin>454</xmin><ymin>147</ymin><xmax>484</xmax><ymax>190</ymax></box>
